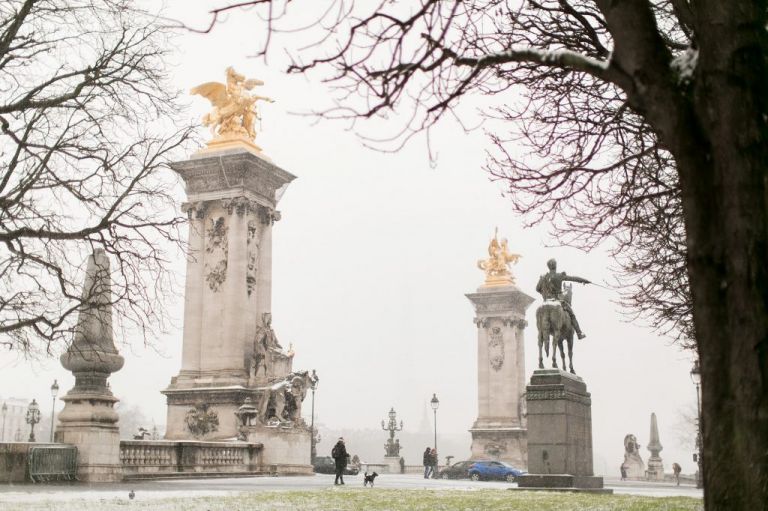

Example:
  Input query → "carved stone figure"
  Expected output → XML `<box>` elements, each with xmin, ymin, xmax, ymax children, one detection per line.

<box><xmin>622</xmin><ymin>433</ymin><xmax>646</xmax><ymax>479</ymax></box>
<box><xmin>250</xmin><ymin>313</ymin><xmax>284</xmax><ymax>383</ymax></box>
<box><xmin>191</xmin><ymin>67</ymin><xmax>274</xmax><ymax>146</ymax></box>
<box><xmin>259</xmin><ymin>371</ymin><xmax>313</xmax><ymax>425</ymax></box>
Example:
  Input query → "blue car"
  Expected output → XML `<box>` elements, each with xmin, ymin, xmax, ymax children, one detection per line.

<box><xmin>468</xmin><ymin>460</ymin><xmax>525</xmax><ymax>482</ymax></box>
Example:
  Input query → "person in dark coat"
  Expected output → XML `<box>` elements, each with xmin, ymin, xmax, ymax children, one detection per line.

<box><xmin>331</xmin><ymin>437</ymin><xmax>349</xmax><ymax>485</ymax></box>
<box><xmin>423</xmin><ymin>446</ymin><xmax>432</xmax><ymax>478</ymax></box>
<box><xmin>430</xmin><ymin>448</ymin><xmax>438</xmax><ymax>479</ymax></box>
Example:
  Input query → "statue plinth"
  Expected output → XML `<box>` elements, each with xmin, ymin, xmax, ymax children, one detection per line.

<box><xmin>196</xmin><ymin>136</ymin><xmax>264</xmax><ymax>157</ymax></box>
<box><xmin>517</xmin><ymin>369</ymin><xmax>608</xmax><ymax>491</ymax></box>
<box><xmin>466</xmin><ymin>284</ymin><xmax>534</xmax><ymax>469</ymax></box>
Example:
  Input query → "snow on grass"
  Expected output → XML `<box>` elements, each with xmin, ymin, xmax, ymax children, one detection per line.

<box><xmin>0</xmin><ymin>488</ymin><xmax>704</xmax><ymax>511</ymax></box>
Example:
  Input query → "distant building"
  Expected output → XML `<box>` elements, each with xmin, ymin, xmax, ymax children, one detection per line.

<box><xmin>1</xmin><ymin>397</ymin><xmax>29</xmax><ymax>442</ymax></box>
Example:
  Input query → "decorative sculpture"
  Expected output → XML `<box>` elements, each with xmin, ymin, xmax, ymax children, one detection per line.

<box><xmin>534</xmin><ymin>259</ymin><xmax>590</xmax><ymax>373</ymax></box>
<box><xmin>477</xmin><ymin>228</ymin><xmax>521</xmax><ymax>286</ymax></box>
<box><xmin>622</xmin><ymin>433</ymin><xmax>646</xmax><ymax>479</ymax></box>
<box><xmin>259</xmin><ymin>371</ymin><xmax>314</xmax><ymax>425</ymax></box>
<box><xmin>185</xmin><ymin>404</ymin><xmax>220</xmax><ymax>438</ymax></box>
<box><xmin>191</xmin><ymin>67</ymin><xmax>274</xmax><ymax>150</ymax></box>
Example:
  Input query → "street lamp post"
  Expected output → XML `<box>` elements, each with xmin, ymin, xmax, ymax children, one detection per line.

<box><xmin>2</xmin><ymin>402</ymin><xmax>7</xmax><ymax>442</ymax></box>
<box><xmin>381</xmin><ymin>407</ymin><xmax>404</xmax><ymax>457</ymax></box>
<box><xmin>690</xmin><ymin>360</ymin><xmax>703</xmax><ymax>489</ymax></box>
<box><xmin>309</xmin><ymin>370</ymin><xmax>319</xmax><ymax>464</ymax></box>
<box><xmin>25</xmin><ymin>399</ymin><xmax>41</xmax><ymax>443</ymax></box>
<box><xmin>50</xmin><ymin>379</ymin><xmax>59</xmax><ymax>443</ymax></box>
<box><xmin>430</xmin><ymin>393</ymin><xmax>439</xmax><ymax>477</ymax></box>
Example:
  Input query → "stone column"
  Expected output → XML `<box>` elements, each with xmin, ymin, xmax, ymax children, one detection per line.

<box><xmin>163</xmin><ymin>148</ymin><xmax>296</xmax><ymax>440</ymax></box>
<box><xmin>178</xmin><ymin>204</ymin><xmax>206</xmax><ymax>380</ymax></box>
<box><xmin>466</xmin><ymin>284</ymin><xmax>534</xmax><ymax>469</ymax></box>
<box><xmin>646</xmin><ymin>412</ymin><xmax>664</xmax><ymax>480</ymax></box>
<box><xmin>56</xmin><ymin>249</ymin><xmax>124</xmax><ymax>482</ymax></box>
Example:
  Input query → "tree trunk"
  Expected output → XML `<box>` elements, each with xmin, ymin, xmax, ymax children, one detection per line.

<box><xmin>675</xmin><ymin>4</ymin><xmax>768</xmax><ymax>508</ymax></box>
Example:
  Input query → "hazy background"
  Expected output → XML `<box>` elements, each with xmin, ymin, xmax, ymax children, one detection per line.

<box><xmin>0</xmin><ymin>1</ymin><xmax>698</xmax><ymax>476</ymax></box>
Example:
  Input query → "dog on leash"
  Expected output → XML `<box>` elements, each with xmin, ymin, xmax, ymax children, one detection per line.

<box><xmin>363</xmin><ymin>471</ymin><xmax>379</xmax><ymax>487</ymax></box>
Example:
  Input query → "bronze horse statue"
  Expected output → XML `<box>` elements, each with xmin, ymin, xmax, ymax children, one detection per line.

<box><xmin>535</xmin><ymin>284</ymin><xmax>576</xmax><ymax>374</ymax></box>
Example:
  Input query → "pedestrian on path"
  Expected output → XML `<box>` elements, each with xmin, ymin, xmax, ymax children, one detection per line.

<box><xmin>430</xmin><ymin>448</ymin><xmax>438</xmax><ymax>479</ymax></box>
<box><xmin>331</xmin><ymin>437</ymin><xmax>349</xmax><ymax>485</ymax></box>
<box><xmin>423</xmin><ymin>446</ymin><xmax>432</xmax><ymax>479</ymax></box>
<box><xmin>672</xmin><ymin>462</ymin><xmax>682</xmax><ymax>486</ymax></box>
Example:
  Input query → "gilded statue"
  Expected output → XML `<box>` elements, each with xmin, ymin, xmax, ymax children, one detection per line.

<box><xmin>477</xmin><ymin>228</ymin><xmax>521</xmax><ymax>286</ymax></box>
<box><xmin>191</xmin><ymin>67</ymin><xmax>273</xmax><ymax>149</ymax></box>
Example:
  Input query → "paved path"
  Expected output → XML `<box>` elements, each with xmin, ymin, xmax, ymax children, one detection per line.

<box><xmin>0</xmin><ymin>474</ymin><xmax>703</xmax><ymax>503</ymax></box>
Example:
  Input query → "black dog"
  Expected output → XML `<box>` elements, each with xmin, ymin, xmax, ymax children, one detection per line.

<box><xmin>363</xmin><ymin>471</ymin><xmax>379</xmax><ymax>487</ymax></box>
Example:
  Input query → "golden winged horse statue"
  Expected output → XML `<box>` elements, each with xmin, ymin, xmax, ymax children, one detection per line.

<box><xmin>191</xmin><ymin>67</ymin><xmax>274</xmax><ymax>151</ymax></box>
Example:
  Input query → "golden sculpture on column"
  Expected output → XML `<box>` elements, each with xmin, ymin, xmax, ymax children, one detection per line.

<box><xmin>477</xmin><ymin>227</ymin><xmax>521</xmax><ymax>286</ymax></box>
<box><xmin>191</xmin><ymin>66</ymin><xmax>274</xmax><ymax>153</ymax></box>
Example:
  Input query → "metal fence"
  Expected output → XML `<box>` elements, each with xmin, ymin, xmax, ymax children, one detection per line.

<box><xmin>28</xmin><ymin>445</ymin><xmax>78</xmax><ymax>482</ymax></box>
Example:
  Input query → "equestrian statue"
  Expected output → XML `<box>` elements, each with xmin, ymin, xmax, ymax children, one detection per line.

<box><xmin>535</xmin><ymin>258</ymin><xmax>590</xmax><ymax>374</ymax></box>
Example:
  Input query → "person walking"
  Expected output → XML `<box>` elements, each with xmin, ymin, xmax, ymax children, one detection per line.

<box><xmin>430</xmin><ymin>448</ymin><xmax>438</xmax><ymax>479</ymax></box>
<box><xmin>423</xmin><ymin>446</ymin><xmax>432</xmax><ymax>479</ymax></box>
<box><xmin>331</xmin><ymin>437</ymin><xmax>349</xmax><ymax>485</ymax></box>
<box><xmin>672</xmin><ymin>462</ymin><xmax>682</xmax><ymax>486</ymax></box>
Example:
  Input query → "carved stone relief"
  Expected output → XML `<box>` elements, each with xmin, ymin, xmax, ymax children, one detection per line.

<box><xmin>246</xmin><ymin>219</ymin><xmax>260</xmax><ymax>296</ymax></box>
<box><xmin>205</xmin><ymin>216</ymin><xmax>228</xmax><ymax>292</ymax></box>
<box><xmin>185</xmin><ymin>403</ymin><xmax>219</xmax><ymax>438</ymax></box>
<box><xmin>488</xmin><ymin>326</ymin><xmax>505</xmax><ymax>371</ymax></box>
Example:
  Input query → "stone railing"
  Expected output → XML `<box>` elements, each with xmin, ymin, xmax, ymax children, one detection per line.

<box><xmin>120</xmin><ymin>440</ymin><xmax>262</xmax><ymax>478</ymax></box>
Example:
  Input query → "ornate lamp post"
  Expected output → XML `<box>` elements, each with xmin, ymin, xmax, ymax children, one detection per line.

<box><xmin>309</xmin><ymin>370</ymin><xmax>319</xmax><ymax>464</ymax></box>
<box><xmin>2</xmin><ymin>402</ymin><xmax>7</xmax><ymax>442</ymax></box>
<box><xmin>690</xmin><ymin>359</ymin><xmax>703</xmax><ymax>489</ymax></box>
<box><xmin>381</xmin><ymin>407</ymin><xmax>404</xmax><ymax>457</ymax></box>
<box><xmin>430</xmin><ymin>393</ymin><xmax>439</xmax><ymax>455</ymax></box>
<box><xmin>25</xmin><ymin>399</ymin><xmax>41</xmax><ymax>442</ymax></box>
<box><xmin>50</xmin><ymin>379</ymin><xmax>59</xmax><ymax>442</ymax></box>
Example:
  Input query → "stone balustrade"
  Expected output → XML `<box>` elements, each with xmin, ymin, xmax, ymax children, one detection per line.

<box><xmin>120</xmin><ymin>440</ymin><xmax>263</xmax><ymax>478</ymax></box>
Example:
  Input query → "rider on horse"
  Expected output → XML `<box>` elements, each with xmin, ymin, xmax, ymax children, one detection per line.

<box><xmin>535</xmin><ymin>259</ymin><xmax>590</xmax><ymax>339</ymax></box>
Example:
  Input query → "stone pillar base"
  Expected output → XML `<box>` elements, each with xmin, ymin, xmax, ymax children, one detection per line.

<box><xmin>55</xmin><ymin>424</ymin><xmax>121</xmax><ymax>483</ymax></box>
<box><xmin>382</xmin><ymin>456</ymin><xmax>401</xmax><ymax>474</ymax></box>
<box><xmin>244</xmin><ymin>424</ymin><xmax>311</xmax><ymax>474</ymax></box>
<box><xmin>469</xmin><ymin>426</ymin><xmax>527</xmax><ymax>470</ymax></box>
<box><xmin>517</xmin><ymin>474</ymin><xmax>610</xmax><ymax>492</ymax></box>
<box><xmin>525</xmin><ymin>369</ymin><xmax>595</xmax><ymax>481</ymax></box>
<box><xmin>163</xmin><ymin>386</ymin><xmax>260</xmax><ymax>440</ymax></box>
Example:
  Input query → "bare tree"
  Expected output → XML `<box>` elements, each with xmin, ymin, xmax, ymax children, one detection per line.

<box><xmin>191</xmin><ymin>1</ymin><xmax>766</xmax><ymax>507</ymax></box>
<box><xmin>0</xmin><ymin>0</ymin><xmax>193</xmax><ymax>356</ymax></box>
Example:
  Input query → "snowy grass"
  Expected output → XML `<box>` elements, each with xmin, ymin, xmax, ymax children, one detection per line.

<box><xmin>1</xmin><ymin>488</ymin><xmax>703</xmax><ymax>511</ymax></box>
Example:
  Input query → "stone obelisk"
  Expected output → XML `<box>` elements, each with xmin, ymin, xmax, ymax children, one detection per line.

<box><xmin>646</xmin><ymin>412</ymin><xmax>664</xmax><ymax>480</ymax></box>
<box><xmin>467</xmin><ymin>231</ymin><xmax>534</xmax><ymax>469</ymax></box>
<box><xmin>163</xmin><ymin>69</ymin><xmax>296</xmax><ymax>440</ymax></box>
<box><xmin>56</xmin><ymin>249</ymin><xmax>124</xmax><ymax>482</ymax></box>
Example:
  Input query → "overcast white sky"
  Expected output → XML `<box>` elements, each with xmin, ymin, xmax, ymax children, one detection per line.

<box><xmin>0</xmin><ymin>1</ymin><xmax>699</xmax><ymax>476</ymax></box>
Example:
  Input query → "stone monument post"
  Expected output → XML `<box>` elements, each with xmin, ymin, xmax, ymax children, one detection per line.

<box><xmin>56</xmin><ymin>249</ymin><xmax>124</xmax><ymax>482</ymax></box>
<box><xmin>161</xmin><ymin>69</ymin><xmax>314</xmax><ymax>474</ymax></box>
<box><xmin>162</xmin><ymin>147</ymin><xmax>296</xmax><ymax>440</ymax></box>
<box><xmin>646</xmin><ymin>412</ymin><xmax>664</xmax><ymax>480</ymax></box>
<box><xmin>517</xmin><ymin>258</ymin><xmax>607</xmax><ymax>491</ymax></box>
<box><xmin>467</xmin><ymin>231</ymin><xmax>533</xmax><ymax>469</ymax></box>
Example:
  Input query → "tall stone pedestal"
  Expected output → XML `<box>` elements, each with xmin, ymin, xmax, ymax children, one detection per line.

<box><xmin>56</xmin><ymin>250</ymin><xmax>124</xmax><ymax>482</ymax></box>
<box><xmin>163</xmin><ymin>147</ymin><xmax>296</xmax><ymax>440</ymax></box>
<box><xmin>517</xmin><ymin>369</ymin><xmax>607</xmax><ymax>491</ymax></box>
<box><xmin>466</xmin><ymin>284</ymin><xmax>534</xmax><ymax>469</ymax></box>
